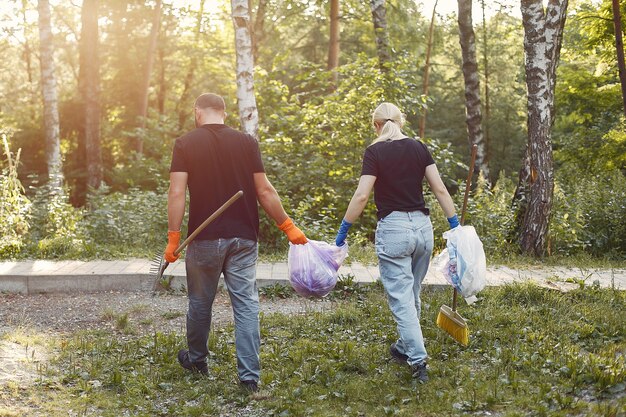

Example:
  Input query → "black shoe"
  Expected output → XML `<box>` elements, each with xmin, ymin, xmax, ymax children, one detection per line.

<box><xmin>411</xmin><ymin>362</ymin><xmax>428</xmax><ymax>383</ymax></box>
<box><xmin>177</xmin><ymin>349</ymin><xmax>208</xmax><ymax>375</ymax></box>
<box><xmin>389</xmin><ymin>343</ymin><xmax>409</xmax><ymax>364</ymax></box>
<box><xmin>240</xmin><ymin>380</ymin><xmax>258</xmax><ymax>393</ymax></box>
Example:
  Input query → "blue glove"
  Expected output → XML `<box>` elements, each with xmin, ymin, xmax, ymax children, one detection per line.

<box><xmin>447</xmin><ymin>214</ymin><xmax>460</xmax><ymax>229</ymax></box>
<box><xmin>335</xmin><ymin>219</ymin><xmax>352</xmax><ymax>246</ymax></box>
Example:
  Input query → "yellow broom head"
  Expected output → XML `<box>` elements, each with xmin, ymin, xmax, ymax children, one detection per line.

<box><xmin>436</xmin><ymin>304</ymin><xmax>469</xmax><ymax>346</ymax></box>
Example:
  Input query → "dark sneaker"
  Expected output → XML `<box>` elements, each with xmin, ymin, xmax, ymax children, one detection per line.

<box><xmin>177</xmin><ymin>349</ymin><xmax>208</xmax><ymax>375</ymax></box>
<box><xmin>411</xmin><ymin>362</ymin><xmax>428</xmax><ymax>383</ymax></box>
<box><xmin>240</xmin><ymin>380</ymin><xmax>259</xmax><ymax>393</ymax></box>
<box><xmin>389</xmin><ymin>342</ymin><xmax>409</xmax><ymax>364</ymax></box>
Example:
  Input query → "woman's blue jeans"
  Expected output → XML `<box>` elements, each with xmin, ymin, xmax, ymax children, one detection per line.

<box><xmin>375</xmin><ymin>211</ymin><xmax>434</xmax><ymax>366</ymax></box>
<box><xmin>185</xmin><ymin>238</ymin><xmax>260</xmax><ymax>382</ymax></box>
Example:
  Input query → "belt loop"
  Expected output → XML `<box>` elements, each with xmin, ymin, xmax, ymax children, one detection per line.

<box><xmin>408</xmin><ymin>211</ymin><xmax>412</xmax><ymax>220</ymax></box>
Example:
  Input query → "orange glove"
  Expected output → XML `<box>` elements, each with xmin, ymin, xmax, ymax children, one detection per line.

<box><xmin>277</xmin><ymin>218</ymin><xmax>307</xmax><ymax>244</ymax></box>
<box><xmin>164</xmin><ymin>231</ymin><xmax>181</xmax><ymax>263</ymax></box>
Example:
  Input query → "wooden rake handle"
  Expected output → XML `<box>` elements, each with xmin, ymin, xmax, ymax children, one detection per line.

<box><xmin>453</xmin><ymin>144</ymin><xmax>478</xmax><ymax>311</ymax></box>
<box><xmin>173</xmin><ymin>190</ymin><xmax>243</xmax><ymax>256</ymax></box>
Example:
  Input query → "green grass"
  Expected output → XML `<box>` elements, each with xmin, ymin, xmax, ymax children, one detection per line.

<box><xmin>8</xmin><ymin>284</ymin><xmax>626</xmax><ymax>416</ymax></box>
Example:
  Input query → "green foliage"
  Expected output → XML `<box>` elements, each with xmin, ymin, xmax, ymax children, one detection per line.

<box><xmin>25</xmin><ymin>284</ymin><xmax>626</xmax><ymax>415</ymax></box>
<box><xmin>0</xmin><ymin>135</ymin><xmax>31</xmax><ymax>257</ymax></box>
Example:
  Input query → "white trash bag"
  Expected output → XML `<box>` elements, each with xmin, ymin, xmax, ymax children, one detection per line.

<box><xmin>437</xmin><ymin>225</ymin><xmax>486</xmax><ymax>299</ymax></box>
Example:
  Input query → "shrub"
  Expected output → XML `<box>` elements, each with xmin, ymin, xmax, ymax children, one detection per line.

<box><xmin>0</xmin><ymin>135</ymin><xmax>31</xmax><ymax>257</ymax></box>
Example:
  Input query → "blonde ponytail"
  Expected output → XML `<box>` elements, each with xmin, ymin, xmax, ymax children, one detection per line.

<box><xmin>369</xmin><ymin>102</ymin><xmax>407</xmax><ymax>146</ymax></box>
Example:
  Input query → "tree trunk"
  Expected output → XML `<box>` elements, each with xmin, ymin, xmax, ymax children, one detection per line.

<box><xmin>136</xmin><ymin>0</ymin><xmax>162</xmax><ymax>153</ymax></box>
<box><xmin>250</xmin><ymin>0</ymin><xmax>267</xmax><ymax>64</ymax></box>
<box><xmin>231</xmin><ymin>0</ymin><xmax>259</xmax><ymax>139</ymax></box>
<box><xmin>370</xmin><ymin>0</ymin><xmax>391</xmax><ymax>71</ymax></box>
<box><xmin>481</xmin><ymin>0</ymin><xmax>491</xmax><ymax>178</ymax></box>
<box><xmin>78</xmin><ymin>0</ymin><xmax>102</xmax><ymax>194</ymax></box>
<box><xmin>37</xmin><ymin>0</ymin><xmax>64</xmax><ymax>191</ymax></box>
<box><xmin>457</xmin><ymin>0</ymin><xmax>489</xmax><ymax>180</ymax></box>
<box><xmin>22</xmin><ymin>0</ymin><xmax>33</xmax><ymax>85</ymax></box>
<box><xmin>515</xmin><ymin>0</ymin><xmax>568</xmax><ymax>257</ymax></box>
<box><xmin>328</xmin><ymin>0</ymin><xmax>340</xmax><ymax>83</ymax></box>
<box><xmin>612</xmin><ymin>0</ymin><xmax>626</xmax><ymax>117</ymax></box>
<box><xmin>177</xmin><ymin>0</ymin><xmax>205</xmax><ymax>129</ymax></box>
<box><xmin>419</xmin><ymin>0</ymin><xmax>437</xmax><ymax>139</ymax></box>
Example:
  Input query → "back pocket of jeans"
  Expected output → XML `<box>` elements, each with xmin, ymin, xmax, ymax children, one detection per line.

<box><xmin>377</xmin><ymin>229</ymin><xmax>411</xmax><ymax>258</ymax></box>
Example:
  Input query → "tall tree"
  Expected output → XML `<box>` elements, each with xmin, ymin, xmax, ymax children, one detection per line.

<box><xmin>481</xmin><ymin>0</ymin><xmax>491</xmax><ymax>167</ymax></box>
<box><xmin>515</xmin><ymin>0</ymin><xmax>568</xmax><ymax>257</ymax></box>
<box><xmin>612</xmin><ymin>0</ymin><xmax>626</xmax><ymax>117</ymax></box>
<box><xmin>457</xmin><ymin>0</ymin><xmax>489</xmax><ymax>180</ymax></box>
<box><xmin>78</xmin><ymin>0</ymin><xmax>102</xmax><ymax>193</ymax></box>
<box><xmin>328</xmin><ymin>0</ymin><xmax>340</xmax><ymax>82</ymax></box>
<box><xmin>231</xmin><ymin>0</ymin><xmax>259</xmax><ymax>138</ymax></box>
<box><xmin>136</xmin><ymin>0</ymin><xmax>162</xmax><ymax>153</ymax></box>
<box><xmin>419</xmin><ymin>0</ymin><xmax>437</xmax><ymax>139</ymax></box>
<box><xmin>370</xmin><ymin>0</ymin><xmax>391</xmax><ymax>71</ymax></box>
<box><xmin>22</xmin><ymin>0</ymin><xmax>33</xmax><ymax>85</ymax></box>
<box><xmin>37</xmin><ymin>0</ymin><xmax>64</xmax><ymax>190</ymax></box>
<box><xmin>177</xmin><ymin>0</ymin><xmax>205</xmax><ymax>129</ymax></box>
<box><xmin>250</xmin><ymin>0</ymin><xmax>268</xmax><ymax>64</ymax></box>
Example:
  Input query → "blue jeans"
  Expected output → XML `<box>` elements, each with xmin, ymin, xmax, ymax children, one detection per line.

<box><xmin>375</xmin><ymin>211</ymin><xmax>434</xmax><ymax>366</ymax></box>
<box><xmin>185</xmin><ymin>238</ymin><xmax>260</xmax><ymax>382</ymax></box>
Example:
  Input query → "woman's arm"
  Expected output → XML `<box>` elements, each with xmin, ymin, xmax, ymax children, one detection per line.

<box><xmin>344</xmin><ymin>175</ymin><xmax>376</xmax><ymax>223</ymax></box>
<box><xmin>424</xmin><ymin>164</ymin><xmax>456</xmax><ymax>219</ymax></box>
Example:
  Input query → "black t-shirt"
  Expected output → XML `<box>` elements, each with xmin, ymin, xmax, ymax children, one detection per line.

<box><xmin>169</xmin><ymin>124</ymin><xmax>265</xmax><ymax>241</ymax></box>
<box><xmin>361</xmin><ymin>138</ymin><xmax>435</xmax><ymax>220</ymax></box>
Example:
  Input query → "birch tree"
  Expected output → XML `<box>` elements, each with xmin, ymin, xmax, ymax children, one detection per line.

<box><xmin>37</xmin><ymin>0</ymin><xmax>64</xmax><ymax>190</ymax></box>
<box><xmin>612</xmin><ymin>0</ymin><xmax>626</xmax><ymax>117</ymax></box>
<box><xmin>515</xmin><ymin>0</ymin><xmax>568</xmax><ymax>256</ymax></box>
<box><xmin>370</xmin><ymin>0</ymin><xmax>391</xmax><ymax>71</ymax></box>
<box><xmin>78</xmin><ymin>0</ymin><xmax>102</xmax><ymax>192</ymax></box>
<box><xmin>231</xmin><ymin>0</ymin><xmax>259</xmax><ymax>139</ymax></box>
<box><xmin>458</xmin><ymin>0</ymin><xmax>488</xmax><ymax>180</ymax></box>
<box><xmin>136</xmin><ymin>0</ymin><xmax>162</xmax><ymax>153</ymax></box>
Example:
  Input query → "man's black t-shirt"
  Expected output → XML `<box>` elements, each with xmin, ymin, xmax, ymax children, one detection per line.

<box><xmin>361</xmin><ymin>138</ymin><xmax>435</xmax><ymax>220</ymax></box>
<box><xmin>170</xmin><ymin>124</ymin><xmax>264</xmax><ymax>241</ymax></box>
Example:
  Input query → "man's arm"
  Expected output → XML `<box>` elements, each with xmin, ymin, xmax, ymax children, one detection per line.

<box><xmin>254</xmin><ymin>172</ymin><xmax>306</xmax><ymax>244</ymax></box>
<box><xmin>168</xmin><ymin>172</ymin><xmax>188</xmax><ymax>231</ymax></box>
<box><xmin>254</xmin><ymin>172</ymin><xmax>288</xmax><ymax>224</ymax></box>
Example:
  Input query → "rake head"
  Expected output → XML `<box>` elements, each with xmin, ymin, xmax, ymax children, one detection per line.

<box><xmin>149</xmin><ymin>252</ymin><xmax>170</xmax><ymax>294</ymax></box>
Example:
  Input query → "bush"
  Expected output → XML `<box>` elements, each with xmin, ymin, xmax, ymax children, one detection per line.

<box><xmin>0</xmin><ymin>135</ymin><xmax>31</xmax><ymax>257</ymax></box>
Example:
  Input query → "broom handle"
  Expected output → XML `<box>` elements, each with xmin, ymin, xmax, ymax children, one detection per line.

<box><xmin>173</xmin><ymin>190</ymin><xmax>244</xmax><ymax>256</ymax></box>
<box><xmin>453</xmin><ymin>144</ymin><xmax>478</xmax><ymax>311</ymax></box>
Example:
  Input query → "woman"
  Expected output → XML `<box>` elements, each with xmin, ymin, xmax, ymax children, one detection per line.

<box><xmin>334</xmin><ymin>102</ymin><xmax>459</xmax><ymax>383</ymax></box>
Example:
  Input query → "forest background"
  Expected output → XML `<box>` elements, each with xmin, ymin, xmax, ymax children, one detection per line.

<box><xmin>0</xmin><ymin>0</ymin><xmax>624</xmax><ymax>263</ymax></box>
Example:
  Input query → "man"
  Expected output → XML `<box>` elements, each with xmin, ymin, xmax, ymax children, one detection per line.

<box><xmin>166</xmin><ymin>93</ymin><xmax>307</xmax><ymax>392</ymax></box>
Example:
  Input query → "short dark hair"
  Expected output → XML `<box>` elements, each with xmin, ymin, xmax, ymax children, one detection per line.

<box><xmin>194</xmin><ymin>93</ymin><xmax>225</xmax><ymax>111</ymax></box>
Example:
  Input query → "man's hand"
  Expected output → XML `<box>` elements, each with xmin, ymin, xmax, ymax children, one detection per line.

<box><xmin>277</xmin><ymin>218</ymin><xmax>307</xmax><ymax>244</ymax></box>
<box><xmin>165</xmin><ymin>231</ymin><xmax>181</xmax><ymax>262</ymax></box>
<box><xmin>335</xmin><ymin>219</ymin><xmax>352</xmax><ymax>246</ymax></box>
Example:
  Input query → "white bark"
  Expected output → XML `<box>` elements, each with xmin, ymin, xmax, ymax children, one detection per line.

<box><xmin>231</xmin><ymin>0</ymin><xmax>259</xmax><ymax>139</ymax></box>
<box><xmin>370</xmin><ymin>0</ymin><xmax>390</xmax><ymax>70</ymax></box>
<box><xmin>516</xmin><ymin>0</ymin><xmax>568</xmax><ymax>256</ymax></box>
<box><xmin>37</xmin><ymin>0</ymin><xmax>64</xmax><ymax>191</ymax></box>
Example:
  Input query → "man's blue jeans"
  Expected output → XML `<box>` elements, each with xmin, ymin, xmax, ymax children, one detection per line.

<box><xmin>185</xmin><ymin>238</ymin><xmax>260</xmax><ymax>382</ymax></box>
<box><xmin>375</xmin><ymin>211</ymin><xmax>434</xmax><ymax>366</ymax></box>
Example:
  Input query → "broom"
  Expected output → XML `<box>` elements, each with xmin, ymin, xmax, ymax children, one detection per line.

<box><xmin>436</xmin><ymin>144</ymin><xmax>477</xmax><ymax>346</ymax></box>
<box><xmin>150</xmin><ymin>190</ymin><xmax>243</xmax><ymax>294</ymax></box>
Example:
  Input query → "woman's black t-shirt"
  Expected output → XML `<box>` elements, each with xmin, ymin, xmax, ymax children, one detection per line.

<box><xmin>361</xmin><ymin>138</ymin><xmax>435</xmax><ymax>220</ymax></box>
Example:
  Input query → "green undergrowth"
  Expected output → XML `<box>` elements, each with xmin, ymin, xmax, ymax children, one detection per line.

<box><xmin>12</xmin><ymin>284</ymin><xmax>626</xmax><ymax>416</ymax></box>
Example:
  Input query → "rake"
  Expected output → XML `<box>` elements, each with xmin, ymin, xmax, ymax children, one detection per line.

<box><xmin>435</xmin><ymin>144</ymin><xmax>477</xmax><ymax>346</ymax></box>
<box><xmin>150</xmin><ymin>190</ymin><xmax>243</xmax><ymax>294</ymax></box>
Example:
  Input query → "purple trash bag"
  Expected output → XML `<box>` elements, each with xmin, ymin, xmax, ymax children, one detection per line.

<box><xmin>288</xmin><ymin>240</ymin><xmax>349</xmax><ymax>298</ymax></box>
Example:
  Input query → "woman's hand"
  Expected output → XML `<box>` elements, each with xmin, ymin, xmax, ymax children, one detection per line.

<box><xmin>335</xmin><ymin>219</ymin><xmax>352</xmax><ymax>246</ymax></box>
